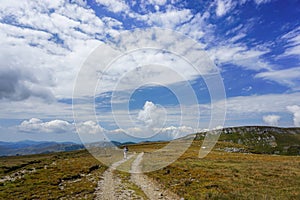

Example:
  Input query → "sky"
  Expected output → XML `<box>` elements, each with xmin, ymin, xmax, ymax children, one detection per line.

<box><xmin>0</xmin><ymin>0</ymin><xmax>300</xmax><ymax>143</ymax></box>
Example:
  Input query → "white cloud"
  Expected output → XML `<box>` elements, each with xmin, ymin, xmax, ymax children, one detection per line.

<box><xmin>287</xmin><ymin>105</ymin><xmax>300</xmax><ymax>126</ymax></box>
<box><xmin>0</xmin><ymin>98</ymin><xmax>74</xmax><ymax>120</ymax></box>
<box><xmin>75</xmin><ymin>28</ymin><xmax>218</xmax><ymax>101</ymax></box>
<box><xmin>70</xmin><ymin>0</ymin><xmax>87</xmax><ymax>7</ymax></box>
<box><xmin>281</xmin><ymin>26</ymin><xmax>300</xmax><ymax>58</ymax></box>
<box><xmin>0</xmin><ymin>0</ymin><xmax>124</xmax><ymax>101</ymax></box>
<box><xmin>228</xmin><ymin>33</ymin><xmax>247</xmax><ymax>43</ymax></box>
<box><xmin>216</xmin><ymin>0</ymin><xmax>235</xmax><ymax>17</ymax></box>
<box><xmin>253</xmin><ymin>0</ymin><xmax>272</xmax><ymax>5</ymax></box>
<box><xmin>208</xmin><ymin>44</ymin><xmax>272</xmax><ymax>70</ymax></box>
<box><xmin>117</xmin><ymin>1</ymin><xmax>195</xmax><ymax>30</ymax></box>
<box><xmin>137</xmin><ymin>101</ymin><xmax>166</xmax><ymax>129</ymax></box>
<box><xmin>95</xmin><ymin>0</ymin><xmax>130</xmax><ymax>13</ymax></box>
<box><xmin>104</xmin><ymin>101</ymin><xmax>168</xmax><ymax>138</ymax></box>
<box><xmin>76</xmin><ymin>120</ymin><xmax>104</xmax><ymax>135</ymax></box>
<box><xmin>148</xmin><ymin>0</ymin><xmax>167</xmax><ymax>6</ymax></box>
<box><xmin>110</xmin><ymin>125</ymin><xmax>198</xmax><ymax>140</ymax></box>
<box><xmin>143</xmin><ymin>8</ymin><xmax>193</xmax><ymax>29</ymax></box>
<box><xmin>17</xmin><ymin>118</ymin><xmax>107</xmax><ymax>136</ymax></box>
<box><xmin>156</xmin><ymin>125</ymin><xmax>197</xmax><ymax>139</ymax></box>
<box><xmin>18</xmin><ymin>118</ymin><xmax>74</xmax><ymax>133</ymax></box>
<box><xmin>175</xmin><ymin>12</ymin><xmax>209</xmax><ymax>41</ymax></box>
<box><xmin>1</xmin><ymin>0</ymin><xmax>298</xmax><ymax>142</ymax></box>
<box><xmin>224</xmin><ymin>93</ymin><xmax>300</xmax><ymax>114</ymax></box>
<box><xmin>263</xmin><ymin>115</ymin><xmax>280</xmax><ymax>126</ymax></box>
<box><xmin>255</xmin><ymin>67</ymin><xmax>300</xmax><ymax>90</ymax></box>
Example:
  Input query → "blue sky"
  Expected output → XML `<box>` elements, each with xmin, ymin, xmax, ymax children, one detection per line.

<box><xmin>0</xmin><ymin>0</ymin><xmax>300</xmax><ymax>143</ymax></box>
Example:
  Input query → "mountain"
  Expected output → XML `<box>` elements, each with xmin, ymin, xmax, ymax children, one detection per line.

<box><xmin>0</xmin><ymin>140</ymin><xmax>84</xmax><ymax>156</ymax></box>
<box><xmin>0</xmin><ymin>139</ymin><xmax>139</xmax><ymax>156</ymax></box>
<box><xmin>2</xmin><ymin>126</ymin><xmax>299</xmax><ymax>156</ymax></box>
<box><xmin>84</xmin><ymin>140</ymin><xmax>122</xmax><ymax>148</ymax></box>
<box><xmin>195</xmin><ymin>126</ymin><xmax>300</xmax><ymax>155</ymax></box>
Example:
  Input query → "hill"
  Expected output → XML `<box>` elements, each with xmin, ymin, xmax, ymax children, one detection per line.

<box><xmin>195</xmin><ymin>126</ymin><xmax>300</xmax><ymax>155</ymax></box>
<box><xmin>0</xmin><ymin>140</ymin><xmax>84</xmax><ymax>156</ymax></box>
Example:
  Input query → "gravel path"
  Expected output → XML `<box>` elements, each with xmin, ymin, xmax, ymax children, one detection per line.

<box><xmin>94</xmin><ymin>155</ymin><xmax>136</xmax><ymax>200</ymax></box>
<box><xmin>94</xmin><ymin>152</ymin><xmax>181</xmax><ymax>200</ymax></box>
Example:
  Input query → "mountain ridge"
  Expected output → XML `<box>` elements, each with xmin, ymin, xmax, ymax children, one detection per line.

<box><xmin>1</xmin><ymin>126</ymin><xmax>300</xmax><ymax>156</ymax></box>
<box><xmin>195</xmin><ymin>126</ymin><xmax>300</xmax><ymax>155</ymax></box>
<box><xmin>0</xmin><ymin>140</ymin><xmax>84</xmax><ymax>156</ymax></box>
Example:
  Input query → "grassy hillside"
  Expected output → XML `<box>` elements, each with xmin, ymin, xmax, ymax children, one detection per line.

<box><xmin>0</xmin><ymin>150</ymin><xmax>106</xmax><ymax>200</ymax></box>
<box><xmin>195</xmin><ymin>126</ymin><xmax>300</xmax><ymax>155</ymax></box>
<box><xmin>129</xmin><ymin>141</ymin><xmax>300</xmax><ymax>200</ymax></box>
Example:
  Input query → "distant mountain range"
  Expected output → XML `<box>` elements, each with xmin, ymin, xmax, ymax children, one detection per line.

<box><xmin>196</xmin><ymin>126</ymin><xmax>300</xmax><ymax>155</ymax></box>
<box><xmin>0</xmin><ymin>140</ymin><xmax>137</xmax><ymax>156</ymax></box>
<box><xmin>1</xmin><ymin>126</ymin><xmax>300</xmax><ymax>156</ymax></box>
<box><xmin>0</xmin><ymin>140</ymin><xmax>84</xmax><ymax>156</ymax></box>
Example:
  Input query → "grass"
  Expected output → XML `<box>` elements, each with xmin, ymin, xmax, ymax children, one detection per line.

<box><xmin>90</xmin><ymin>147</ymin><xmax>125</xmax><ymax>166</ymax></box>
<box><xmin>133</xmin><ymin>141</ymin><xmax>300</xmax><ymax>200</ymax></box>
<box><xmin>116</xmin><ymin>153</ymin><xmax>136</xmax><ymax>172</ymax></box>
<box><xmin>0</xmin><ymin>150</ymin><xmax>107</xmax><ymax>200</ymax></box>
<box><xmin>1</xmin><ymin>139</ymin><xmax>299</xmax><ymax>199</ymax></box>
<box><xmin>114</xmin><ymin>171</ymin><xmax>149</xmax><ymax>199</ymax></box>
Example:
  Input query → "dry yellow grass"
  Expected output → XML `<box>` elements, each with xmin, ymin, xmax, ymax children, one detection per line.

<box><xmin>137</xmin><ymin>141</ymin><xmax>300</xmax><ymax>200</ymax></box>
<box><xmin>0</xmin><ymin>150</ymin><xmax>107</xmax><ymax>200</ymax></box>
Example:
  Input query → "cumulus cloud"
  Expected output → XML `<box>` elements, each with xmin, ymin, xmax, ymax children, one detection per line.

<box><xmin>287</xmin><ymin>105</ymin><xmax>300</xmax><ymax>126</ymax></box>
<box><xmin>18</xmin><ymin>118</ymin><xmax>106</xmax><ymax>136</ymax></box>
<box><xmin>19</xmin><ymin>118</ymin><xmax>74</xmax><ymax>133</ymax></box>
<box><xmin>156</xmin><ymin>125</ymin><xmax>196</xmax><ymax>139</ymax></box>
<box><xmin>263</xmin><ymin>115</ymin><xmax>280</xmax><ymax>126</ymax></box>
<box><xmin>110</xmin><ymin>125</ymin><xmax>198</xmax><ymax>140</ymax></box>
<box><xmin>76</xmin><ymin>120</ymin><xmax>105</xmax><ymax>135</ymax></box>
<box><xmin>137</xmin><ymin>101</ymin><xmax>166</xmax><ymax>129</ymax></box>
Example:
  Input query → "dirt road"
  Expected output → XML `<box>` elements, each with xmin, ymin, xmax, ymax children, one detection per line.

<box><xmin>94</xmin><ymin>152</ymin><xmax>181</xmax><ymax>200</ymax></box>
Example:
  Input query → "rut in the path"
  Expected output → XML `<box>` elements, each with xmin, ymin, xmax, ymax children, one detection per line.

<box><xmin>131</xmin><ymin>152</ymin><xmax>181</xmax><ymax>200</ymax></box>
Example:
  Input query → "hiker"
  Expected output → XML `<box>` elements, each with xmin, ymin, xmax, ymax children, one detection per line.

<box><xmin>123</xmin><ymin>146</ymin><xmax>128</xmax><ymax>159</ymax></box>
